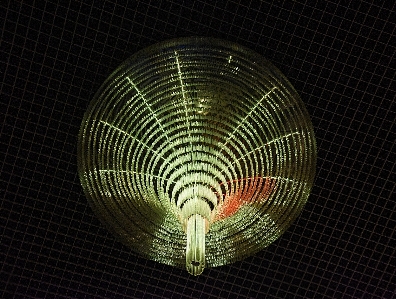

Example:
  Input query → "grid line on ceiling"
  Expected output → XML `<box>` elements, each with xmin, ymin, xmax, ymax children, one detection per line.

<box><xmin>1</xmin><ymin>0</ymin><xmax>395</xmax><ymax>298</ymax></box>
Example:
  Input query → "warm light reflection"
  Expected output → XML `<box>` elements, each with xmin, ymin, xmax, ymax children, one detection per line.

<box><xmin>215</xmin><ymin>177</ymin><xmax>277</xmax><ymax>221</ymax></box>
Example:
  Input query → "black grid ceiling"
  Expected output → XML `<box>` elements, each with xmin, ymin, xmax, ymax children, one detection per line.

<box><xmin>1</xmin><ymin>1</ymin><xmax>395</xmax><ymax>298</ymax></box>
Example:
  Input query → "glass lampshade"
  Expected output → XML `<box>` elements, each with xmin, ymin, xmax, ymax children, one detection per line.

<box><xmin>78</xmin><ymin>37</ymin><xmax>316</xmax><ymax>275</ymax></box>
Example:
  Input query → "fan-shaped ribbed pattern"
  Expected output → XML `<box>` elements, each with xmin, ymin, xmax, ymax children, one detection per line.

<box><xmin>78</xmin><ymin>37</ymin><xmax>316</xmax><ymax>271</ymax></box>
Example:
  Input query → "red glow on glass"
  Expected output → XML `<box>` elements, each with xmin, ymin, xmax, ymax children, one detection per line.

<box><xmin>215</xmin><ymin>177</ymin><xmax>276</xmax><ymax>221</ymax></box>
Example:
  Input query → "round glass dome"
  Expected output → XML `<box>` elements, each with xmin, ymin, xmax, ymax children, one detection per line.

<box><xmin>78</xmin><ymin>37</ymin><xmax>316</xmax><ymax>275</ymax></box>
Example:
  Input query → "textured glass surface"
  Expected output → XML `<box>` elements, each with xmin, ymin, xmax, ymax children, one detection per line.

<box><xmin>77</xmin><ymin>37</ymin><xmax>316</xmax><ymax>275</ymax></box>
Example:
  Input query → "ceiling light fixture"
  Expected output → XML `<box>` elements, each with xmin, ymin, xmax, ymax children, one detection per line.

<box><xmin>78</xmin><ymin>37</ymin><xmax>316</xmax><ymax>276</ymax></box>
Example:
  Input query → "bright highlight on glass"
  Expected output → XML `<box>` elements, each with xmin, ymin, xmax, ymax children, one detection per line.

<box><xmin>78</xmin><ymin>37</ymin><xmax>316</xmax><ymax>276</ymax></box>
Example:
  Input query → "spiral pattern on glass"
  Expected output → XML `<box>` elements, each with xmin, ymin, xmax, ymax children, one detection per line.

<box><xmin>78</xmin><ymin>37</ymin><xmax>316</xmax><ymax>275</ymax></box>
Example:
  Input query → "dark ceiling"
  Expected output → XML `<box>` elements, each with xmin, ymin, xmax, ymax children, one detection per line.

<box><xmin>1</xmin><ymin>1</ymin><xmax>395</xmax><ymax>298</ymax></box>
